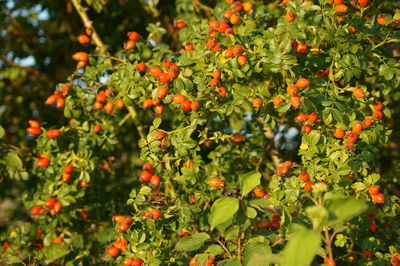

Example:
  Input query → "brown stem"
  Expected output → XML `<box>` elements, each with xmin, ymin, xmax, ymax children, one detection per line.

<box><xmin>214</xmin><ymin>238</ymin><xmax>233</xmax><ymax>260</ymax></box>
<box><xmin>324</xmin><ymin>229</ymin><xmax>335</xmax><ymax>262</ymax></box>
<box><xmin>237</xmin><ymin>228</ymin><xmax>242</xmax><ymax>261</ymax></box>
<box><xmin>70</xmin><ymin>0</ymin><xmax>107</xmax><ymax>54</ymax></box>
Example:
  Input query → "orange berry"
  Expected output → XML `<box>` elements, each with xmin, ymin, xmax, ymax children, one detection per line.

<box><xmin>143</xmin><ymin>99</ymin><xmax>154</xmax><ymax>109</ymax></box>
<box><xmin>296</xmin><ymin>78</ymin><xmax>310</xmax><ymax>88</ymax></box>
<box><xmin>72</xmin><ymin>51</ymin><xmax>89</xmax><ymax>62</ymax></box>
<box><xmin>353</xmin><ymin>88</ymin><xmax>365</xmax><ymax>98</ymax></box>
<box><xmin>252</xmin><ymin>98</ymin><xmax>263</xmax><ymax>108</ymax></box>
<box><xmin>296</xmin><ymin>43</ymin><xmax>308</xmax><ymax>53</ymax></box>
<box><xmin>299</xmin><ymin>172</ymin><xmax>310</xmax><ymax>182</ymax></box>
<box><xmin>176</xmin><ymin>19</ymin><xmax>187</xmax><ymax>29</ymax></box>
<box><xmin>149</xmin><ymin>66</ymin><xmax>163</xmax><ymax>77</ymax></box>
<box><xmin>287</xmin><ymin>85</ymin><xmax>299</xmax><ymax>97</ymax></box>
<box><xmin>334</xmin><ymin>4</ymin><xmax>349</xmax><ymax>13</ymax></box>
<box><xmin>290</xmin><ymin>96</ymin><xmax>301</xmax><ymax>108</ymax></box>
<box><xmin>207</xmin><ymin>178</ymin><xmax>225</xmax><ymax>188</ymax></box>
<box><xmin>106</xmin><ymin>246</ymin><xmax>120</xmax><ymax>257</ymax></box>
<box><xmin>218</xmin><ymin>87</ymin><xmax>227</xmax><ymax>97</ymax></box>
<box><xmin>144</xmin><ymin>209</ymin><xmax>162</xmax><ymax>219</ymax></box>
<box><xmin>285</xmin><ymin>11</ymin><xmax>296</xmax><ymax>22</ymax></box>
<box><xmin>352</xmin><ymin>122</ymin><xmax>363</xmax><ymax>133</ymax></box>
<box><xmin>334</xmin><ymin>128</ymin><xmax>346</xmax><ymax>138</ymax></box>
<box><xmin>190</xmin><ymin>101</ymin><xmax>201</xmax><ymax>111</ymax></box>
<box><xmin>238</xmin><ymin>55</ymin><xmax>247</xmax><ymax>66</ymax></box>
<box><xmin>372</xmin><ymin>111</ymin><xmax>383</xmax><ymax>121</ymax></box>
<box><xmin>368</xmin><ymin>185</ymin><xmax>380</xmax><ymax>195</ymax></box>
<box><xmin>127</xmin><ymin>31</ymin><xmax>140</xmax><ymax>41</ymax></box>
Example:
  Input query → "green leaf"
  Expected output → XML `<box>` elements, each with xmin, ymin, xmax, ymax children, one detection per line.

<box><xmin>282</xmin><ymin>225</ymin><xmax>321</xmax><ymax>266</ymax></box>
<box><xmin>239</xmin><ymin>171</ymin><xmax>261</xmax><ymax>196</ymax></box>
<box><xmin>4</xmin><ymin>153</ymin><xmax>23</xmax><ymax>169</ymax></box>
<box><xmin>175</xmin><ymin>232</ymin><xmax>210</xmax><ymax>252</ymax></box>
<box><xmin>223</xmin><ymin>259</ymin><xmax>243</xmax><ymax>266</ymax></box>
<box><xmin>153</xmin><ymin>117</ymin><xmax>162</xmax><ymax>128</ymax></box>
<box><xmin>40</xmin><ymin>243</ymin><xmax>70</xmax><ymax>260</ymax></box>
<box><xmin>0</xmin><ymin>124</ymin><xmax>5</xmax><ymax>139</ymax></box>
<box><xmin>326</xmin><ymin>197</ymin><xmax>367</xmax><ymax>224</ymax></box>
<box><xmin>209</xmin><ymin>197</ymin><xmax>239</xmax><ymax>230</ymax></box>
<box><xmin>243</xmin><ymin>242</ymin><xmax>272</xmax><ymax>266</ymax></box>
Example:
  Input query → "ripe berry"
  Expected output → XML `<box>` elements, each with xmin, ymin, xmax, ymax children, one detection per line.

<box><xmin>176</xmin><ymin>19</ymin><xmax>187</xmax><ymax>29</ymax></box>
<box><xmin>357</xmin><ymin>0</ymin><xmax>369</xmax><ymax>6</ymax></box>
<box><xmin>290</xmin><ymin>96</ymin><xmax>301</xmax><ymax>108</ymax></box>
<box><xmin>53</xmin><ymin>236</ymin><xmax>63</xmax><ymax>244</ymax></box>
<box><xmin>308</xmin><ymin>112</ymin><xmax>318</xmax><ymax>123</ymax></box>
<box><xmin>372</xmin><ymin>101</ymin><xmax>383</xmax><ymax>111</ymax></box>
<box><xmin>369</xmin><ymin>223</ymin><xmax>378</xmax><ymax>233</ymax></box>
<box><xmin>238</xmin><ymin>55</ymin><xmax>247</xmax><ymax>66</ymax></box>
<box><xmin>210</xmin><ymin>78</ymin><xmax>220</xmax><ymax>87</ymax></box>
<box><xmin>353</xmin><ymin>88</ymin><xmax>365</xmax><ymax>98</ymax></box>
<box><xmin>296</xmin><ymin>78</ymin><xmax>310</xmax><ymax>88</ymax></box>
<box><xmin>72</xmin><ymin>51</ymin><xmax>89</xmax><ymax>62</ymax></box>
<box><xmin>62</xmin><ymin>173</ymin><xmax>72</xmax><ymax>182</ymax></box>
<box><xmin>132</xmin><ymin>258</ymin><xmax>143</xmax><ymax>266</ymax></box>
<box><xmin>96</xmin><ymin>92</ymin><xmax>107</xmax><ymax>103</ymax></box>
<box><xmin>150</xmin><ymin>175</ymin><xmax>161</xmax><ymax>186</ymax></box>
<box><xmin>142</xmin><ymin>163</ymin><xmax>153</xmax><ymax>173</ymax></box>
<box><xmin>31</xmin><ymin>206</ymin><xmax>43</xmax><ymax>215</ymax></box>
<box><xmin>224</xmin><ymin>48</ymin><xmax>234</xmax><ymax>58</ymax></box>
<box><xmin>158</xmin><ymin>73</ymin><xmax>172</xmax><ymax>83</ymax></box>
<box><xmin>143</xmin><ymin>99</ymin><xmax>154</xmax><ymax>109</ymax></box>
<box><xmin>105</xmin><ymin>102</ymin><xmax>114</xmax><ymax>113</ymax></box>
<box><xmin>218</xmin><ymin>87</ymin><xmax>227</xmax><ymax>97</ymax></box>
<box><xmin>46</xmin><ymin>129</ymin><xmax>61</xmax><ymax>139</ymax></box>
<box><xmin>299</xmin><ymin>172</ymin><xmax>310</xmax><ymax>182</ymax></box>
<box><xmin>372</xmin><ymin>193</ymin><xmax>384</xmax><ymax>204</ymax></box>
<box><xmin>304</xmin><ymin>182</ymin><xmax>314</xmax><ymax>192</ymax></box>
<box><xmin>273</xmin><ymin>95</ymin><xmax>284</xmax><ymax>106</ymax></box>
<box><xmin>269</xmin><ymin>219</ymin><xmax>280</xmax><ymax>231</ymax></box>
<box><xmin>335</xmin><ymin>3</ymin><xmax>349</xmax><ymax>13</ymax></box>
<box><xmin>352</xmin><ymin>122</ymin><xmax>364</xmax><ymax>133</ymax></box>
<box><xmin>116</xmin><ymin>99</ymin><xmax>125</xmax><ymax>109</ymax></box>
<box><xmin>212</xmin><ymin>69</ymin><xmax>221</xmax><ymax>79</ymax></box>
<box><xmin>172</xmin><ymin>94</ymin><xmax>185</xmax><ymax>104</ymax></box>
<box><xmin>149</xmin><ymin>66</ymin><xmax>162</xmax><ymax>77</ymax></box>
<box><xmin>144</xmin><ymin>209</ymin><xmax>162</xmax><ymax>219</ymax></box>
<box><xmin>295</xmin><ymin>113</ymin><xmax>308</xmax><ymax>124</ymax></box>
<box><xmin>190</xmin><ymin>101</ymin><xmax>201</xmax><ymax>111</ymax></box>
<box><xmin>333</xmin><ymin>128</ymin><xmax>346</xmax><ymax>138</ymax></box>
<box><xmin>54</xmin><ymin>202</ymin><xmax>62</xmax><ymax>213</ymax></box>
<box><xmin>45</xmin><ymin>198</ymin><xmax>57</xmax><ymax>208</ymax></box>
<box><xmin>372</xmin><ymin>111</ymin><xmax>383</xmax><ymax>121</ymax></box>
<box><xmin>37</xmin><ymin>158</ymin><xmax>50</xmax><ymax>168</ymax></box>
<box><xmin>363</xmin><ymin>118</ymin><xmax>372</xmax><ymax>128</ymax></box>
<box><xmin>137</xmin><ymin>62</ymin><xmax>147</xmax><ymax>72</ymax></box>
<box><xmin>45</xmin><ymin>95</ymin><xmax>56</xmax><ymax>105</ymax></box>
<box><xmin>29</xmin><ymin>120</ymin><xmax>40</xmax><ymax>128</ymax></box>
<box><xmin>285</xmin><ymin>11</ymin><xmax>296</xmax><ymax>22</ymax></box>
<box><xmin>229</xmin><ymin>12</ymin><xmax>239</xmax><ymax>25</ymax></box>
<box><xmin>157</xmin><ymin>86</ymin><xmax>169</xmax><ymax>98</ymax></box>
<box><xmin>27</xmin><ymin>127</ymin><xmax>42</xmax><ymax>135</ymax></box>
<box><xmin>113</xmin><ymin>215</ymin><xmax>126</xmax><ymax>223</ymax></box>
<box><xmin>302</xmin><ymin>124</ymin><xmax>312</xmax><ymax>134</ymax></box>
<box><xmin>140</xmin><ymin>170</ymin><xmax>152</xmax><ymax>182</ymax></box>
<box><xmin>122</xmin><ymin>258</ymin><xmax>133</xmax><ymax>266</ymax></box>
<box><xmin>252</xmin><ymin>98</ymin><xmax>263</xmax><ymax>108</ymax></box>
<box><xmin>232</xmin><ymin>1</ymin><xmax>243</xmax><ymax>12</ymax></box>
<box><xmin>286</xmin><ymin>85</ymin><xmax>299</xmax><ymax>97</ymax></box>
<box><xmin>127</xmin><ymin>31</ymin><xmax>140</xmax><ymax>41</ymax></box>
<box><xmin>253</xmin><ymin>188</ymin><xmax>265</xmax><ymax>197</ymax></box>
<box><xmin>106</xmin><ymin>246</ymin><xmax>120</xmax><ymax>257</ymax></box>
<box><xmin>347</xmin><ymin>132</ymin><xmax>358</xmax><ymax>143</ymax></box>
<box><xmin>181</xmin><ymin>100</ymin><xmax>192</xmax><ymax>111</ymax></box>
<box><xmin>56</xmin><ymin>98</ymin><xmax>65</xmax><ymax>108</ymax></box>
<box><xmin>207</xmin><ymin>178</ymin><xmax>224</xmax><ymax>188</ymax></box>
<box><xmin>296</xmin><ymin>43</ymin><xmax>308</xmax><ymax>53</ymax></box>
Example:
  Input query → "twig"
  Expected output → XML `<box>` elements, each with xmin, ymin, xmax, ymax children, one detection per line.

<box><xmin>237</xmin><ymin>228</ymin><xmax>242</xmax><ymax>261</ymax></box>
<box><xmin>324</xmin><ymin>229</ymin><xmax>335</xmax><ymax>262</ymax></box>
<box><xmin>214</xmin><ymin>238</ymin><xmax>233</xmax><ymax>259</ymax></box>
<box><xmin>127</xmin><ymin>106</ymin><xmax>146</xmax><ymax>139</ymax></box>
<box><xmin>70</xmin><ymin>0</ymin><xmax>108</xmax><ymax>54</ymax></box>
<box><xmin>192</xmin><ymin>0</ymin><xmax>212</xmax><ymax>13</ymax></box>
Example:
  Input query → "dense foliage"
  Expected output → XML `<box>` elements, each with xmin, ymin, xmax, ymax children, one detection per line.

<box><xmin>1</xmin><ymin>0</ymin><xmax>400</xmax><ymax>265</ymax></box>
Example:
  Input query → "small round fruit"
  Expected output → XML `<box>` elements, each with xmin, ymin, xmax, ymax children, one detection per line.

<box><xmin>122</xmin><ymin>258</ymin><xmax>133</xmax><ymax>266</ymax></box>
<box><xmin>304</xmin><ymin>182</ymin><xmax>314</xmax><ymax>192</ymax></box>
<box><xmin>207</xmin><ymin>178</ymin><xmax>224</xmax><ymax>188</ymax></box>
<box><xmin>113</xmin><ymin>215</ymin><xmax>126</xmax><ymax>223</ymax></box>
<box><xmin>53</xmin><ymin>236</ymin><xmax>63</xmax><ymax>244</ymax></box>
<box><xmin>140</xmin><ymin>170</ymin><xmax>152</xmax><ymax>182</ymax></box>
<box><xmin>333</xmin><ymin>128</ymin><xmax>346</xmax><ymax>138</ymax></box>
<box><xmin>132</xmin><ymin>259</ymin><xmax>143</xmax><ymax>266</ymax></box>
<box><xmin>190</xmin><ymin>101</ymin><xmax>201</xmax><ymax>111</ymax></box>
<box><xmin>290</xmin><ymin>96</ymin><xmax>301</xmax><ymax>108</ymax></box>
<box><xmin>181</xmin><ymin>100</ymin><xmax>192</xmax><ymax>111</ymax></box>
<box><xmin>127</xmin><ymin>31</ymin><xmax>140</xmax><ymax>41</ymax></box>
<box><xmin>334</xmin><ymin>3</ymin><xmax>349</xmax><ymax>13</ymax></box>
<box><xmin>157</xmin><ymin>86</ymin><xmax>169</xmax><ymax>98</ymax></box>
<box><xmin>238</xmin><ymin>55</ymin><xmax>247</xmax><ymax>66</ymax></box>
<box><xmin>352</xmin><ymin>122</ymin><xmax>364</xmax><ymax>133</ymax></box>
<box><xmin>286</xmin><ymin>85</ymin><xmax>299</xmax><ymax>97</ymax></box>
<box><xmin>299</xmin><ymin>172</ymin><xmax>310</xmax><ymax>182</ymax></box>
<box><xmin>252</xmin><ymin>98</ymin><xmax>263</xmax><ymax>108</ymax></box>
<box><xmin>285</xmin><ymin>11</ymin><xmax>296</xmax><ymax>22</ymax></box>
<box><xmin>353</xmin><ymin>88</ymin><xmax>365</xmax><ymax>98</ymax></box>
<box><xmin>372</xmin><ymin>111</ymin><xmax>383</xmax><ymax>121</ymax></box>
<box><xmin>295</xmin><ymin>113</ymin><xmax>308</xmax><ymax>124</ymax></box>
<box><xmin>150</xmin><ymin>175</ymin><xmax>161</xmax><ymax>186</ymax></box>
<box><xmin>45</xmin><ymin>198</ymin><xmax>57</xmax><ymax>208</ymax></box>
<box><xmin>143</xmin><ymin>99</ymin><xmax>154</xmax><ymax>109</ymax></box>
<box><xmin>142</xmin><ymin>163</ymin><xmax>153</xmax><ymax>173</ymax></box>
<box><xmin>144</xmin><ymin>209</ymin><xmax>162</xmax><ymax>219</ymax></box>
<box><xmin>302</xmin><ymin>124</ymin><xmax>312</xmax><ymax>134</ymax></box>
<box><xmin>106</xmin><ymin>246</ymin><xmax>120</xmax><ymax>257</ymax></box>
<box><xmin>149</xmin><ymin>66</ymin><xmax>162</xmax><ymax>77</ymax></box>
<box><xmin>31</xmin><ymin>206</ymin><xmax>43</xmax><ymax>215</ymax></box>
<box><xmin>307</xmin><ymin>112</ymin><xmax>318</xmax><ymax>123</ymax></box>
<box><xmin>172</xmin><ymin>94</ymin><xmax>185</xmax><ymax>104</ymax></box>
<box><xmin>372</xmin><ymin>193</ymin><xmax>385</xmax><ymax>204</ymax></box>
<box><xmin>363</xmin><ymin>118</ymin><xmax>372</xmax><ymax>128</ymax></box>
<box><xmin>296</xmin><ymin>43</ymin><xmax>308</xmax><ymax>53</ymax></box>
<box><xmin>296</xmin><ymin>78</ymin><xmax>310</xmax><ymax>88</ymax></box>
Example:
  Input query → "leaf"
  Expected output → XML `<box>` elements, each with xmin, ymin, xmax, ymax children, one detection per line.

<box><xmin>281</xmin><ymin>225</ymin><xmax>321</xmax><ymax>266</ymax></box>
<box><xmin>239</xmin><ymin>171</ymin><xmax>261</xmax><ymax>196</ymax></box>
<box><xmin>153</xmin><ymin>117</ymin><xmax>162</xmax><ymax>128</ymax></box>
<box><xmin>4</xmin><ymin>153</ymin><xmax>23</xmax><ymax>169</ymax></box>
<box><xmin>326</xmin><ymin>197</ymin><xmax>367</xmax><ymax>224</ymax></box>
<box><xmin>175</xmin><ymin>232</ymin><xmax>210</xmax><ymax>252</ymax></box>
<box><xmin>243</xmin><ymin>242</ymin><xmax>272</xmax><ymax>266</ymax></box>
<box><xmin>223</xmin><ymin>259</ymin><xmax>243</xmax><ymax>266</ymax></box>
<box><xmin>0</xmin><ymin>124</ymin><xmax>4</xmax><ymax>139</ymax></box>
<box><xmin>209</xmin><ymin>197</ymin><xmax>239</xmax><ymax>230</ymax></box>
<box><xmin>40</xmin><ymin>243</ymin><xmax>70</xmax><ymax>260</ymax></box>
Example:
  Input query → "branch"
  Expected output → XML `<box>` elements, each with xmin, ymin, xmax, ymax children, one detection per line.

<box><xmin>237</xmin><ymin>228</ymin><xmax>242</xmax><ymax>261</ymax></box>
<box><xmin>324</xmin><ymin>229</ymin><xmax>335</xmax><ymax>263</ymax></box>
<box><xmin>127</xmin><ymin>106</ymin><xmax>146</xmax><ymax>139</ymax></box>
<box><xmin>214</xmin><ymin>238</ymin><xmax>233</xmax><ymax>260</ymax></box>
<box><xmin>70</xmin><ymin>0</ymin><xmax>107</xmax><ymax>54</ymax></box>
<box><xmin>193</xmin><ymin>0</ymin><xmax>212</xmax><ymax>14</ymax></box>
